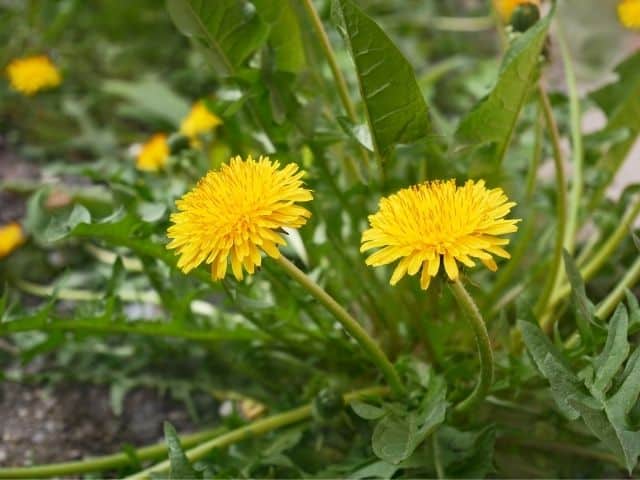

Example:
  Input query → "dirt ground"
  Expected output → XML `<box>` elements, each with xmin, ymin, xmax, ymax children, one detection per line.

<box><xmin>0</xmin><ymin>381</ymin><xmax>199</xmax><ymax>467</ymax></box>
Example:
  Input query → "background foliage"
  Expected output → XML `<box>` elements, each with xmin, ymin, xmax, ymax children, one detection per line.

<box><xmin>0</xmin><ymin>0</ymin><xmax>639</xmax><ymax>478</ymax></box>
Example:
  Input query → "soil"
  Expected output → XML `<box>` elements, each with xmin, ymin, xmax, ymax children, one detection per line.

<box><xmin>0</xmin><ymin>381</ymin><xmax>200</xmax><ymax>468</ymax></box>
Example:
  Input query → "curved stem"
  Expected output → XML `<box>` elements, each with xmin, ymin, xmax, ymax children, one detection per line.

<box><xmin>595</xmin><ymin>255</ymin><xmax>640</xmax><ymax>320</ymax></box>
<box><xmin>558</xmin><ymin>25</ymin><xmax>583</xmax><ymax>255</ymax></box>
<box><xmin>545</xmin><ymin>195</ymin><xmax>640</xmax><ymax>312</ymax></box>
<box><xmin>450</xmin><ymin>279</ymin><xmax>494</xmax><ymax>412</ymax></box>
<box><xmin>301</xmin><ymin>0</ymin><xmax>356</xmax><ymax>121</ymax></box>
<box><xmin>274</xmin><ymin>255</ymin><xmax>405</xmax><ymax>397</ymax></box>
<box><xmin>125</xmin><ymin>386</ymin><xmax>389</xmax><ymax>480</ymax></box>
<box><xmin>301</xmin><ymin>0</ymin><xmax>372</xmax><ymax>173</ymax></box>
<box><xmin>0</xmin><ymin>427</ymin><xmax>224</xmax><ymax>479</ymax></box>
<box><xmin>534</xmin><ymin>85</ymin><xmax>568</xmax><ymax>321</ymax></box>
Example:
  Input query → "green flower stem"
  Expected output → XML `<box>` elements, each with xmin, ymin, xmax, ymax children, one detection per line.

<box><xmin>595</xmin><ymin>255</ymin><xmax>640</xmax><ymax>320</ymax></box>
<box><xmin>450</xmin><ymin>279</ymin><xmax>494</xmax><ymax>412</ymax></box>
<box><xmin>558</xmin><ymin>25</ymin><xmax>583</xmax><ymax>255</ymax></box>
<box><xmin>0</xmin><ymin>315</ymin><xmax>264</xmax><ymax>342</ymax></box>
<box><xmin>486</xmin><ymin>106</ymin><xmax>542</xmax><ymax>307</ymax></box>
<box><xmin>275</xmin><ymin>255</ymin><xmax>405</xmax><ymax>397</ymax></box>
<box><xmin>564</xmin><ymin>255</ymin><xmax>640</xmax><ymax>349</ymax></box>
<box><xmin>301</xmin><ymin>0</ymin><xmax>356</xmax><ymax>121</ymax></box>
<box><xmin>544</xmin><ymin>196</ymin><xmax>640</xmax><ymax>316</ymax></box>
<box><xmin>534</xmin><ymin>85</ymin><xmax>568</xmax><ymax>321</ymax></box>
<box><xmin>300</xmin><ymin>0</ymin><xmax>373</xmax><ymax>174</ymax></box>
<box><xmin>126</xmin><ymin>386</ymin><xmax>389</xmax><ymax>480</ymax></box>
<box><xmin>0</xmin><ymin>427</ymin><xmax>225</xmax><ymax>479</ymax></box>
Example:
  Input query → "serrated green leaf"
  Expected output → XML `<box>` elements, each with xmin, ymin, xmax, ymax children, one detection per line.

<box><xmin>518</xmin><ymin>320</ymin><xmax>582</xmax><ymax>419</ymax></box>
<box><xmin>331</xmin><ymin>0</ymin><xmax>430</xmax><ymax>160</ymax></box>
<box><xmin>455</xmin><ymin>9</ymin><xmax>552</xmax><ymax>166</ymax></box>
<box><xmin>563</xmin><ymin>250</ymin><xmax>596</xmax><ymax>347</ymax></box>
<box><xmin>164</xmin><ymin>421</ymin><xmax>198</xmax><ymax>479</ymax></box>
<box><xmin>253</xmin><ymin>0</ymin><xmax>305</xmax><ymax>73</ymax></box>
<box><xmin>625</xmin><ymin>290</ymin><xmax>640</xmax><ymax>330</ymax></box>
<box><xmin>592</xmin><ymin>304</ymin><xmax>629</xmax><ymax>397</ymax></box>
<box><xmin>167</xmin><ymin>0</ymin><xmax>268</xmax><ymax>76</ymax></box>
<box><xmin>520</xmin><ymin>318</ymin><xmax>640</xmax><ymax>472</ymax></box>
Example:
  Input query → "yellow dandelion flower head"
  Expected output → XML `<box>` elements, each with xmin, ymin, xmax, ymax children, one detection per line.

<box><xmin>0</xmin><ymin>222</ymin><xmax>26</xmax><ymax>259</ymax></box>
<box><xmin>167</xmin><ymin>155</ymin><xmax>313</xmax><ymax>281</ymax></box>
<box><xmin>179</xmin><ymin>101</ymin><xmax>222</xmax><ymax>140</ymax></box>
<box><xmin>6</xmin><ymin>55</ymin><xmax>61</xmax><ymax>96</ymax></box>
<box><xmin>618</xmin><ymin>0</ymin><xmax>640</xmax><ymax>28</ymax></box>
<box><xmin>494</xmin><ymin>0</ymin><xmax>540</xmax><ymax>21</ymax></box>
<box><xmin>136</xmin><ymin>133</ymin><xmax>169</xmax><ymax>172</ymax></box>
<box><xmin>361</xmin><ymin>179</ymin><xmax>519</xmax><ymax>290</ymax></box>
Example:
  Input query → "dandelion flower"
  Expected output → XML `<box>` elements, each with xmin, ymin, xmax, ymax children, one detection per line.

<box><xmin>167</xmin><ymin>155</ymin><xmax>313</xmax><ymax>281</ymax></box>
<box><xmin>494</xmin><ymin>0</ymin><xmax>540</xmax><ymax>22</ymax></box>
<box><xmin>180</xmin><ymin>101</ymin><xmax>222</xmax><ymax>143</ymax></box>
<box><xmin>6</xmin><ymin>55</ymin><xmax>61</xmax><ymax>96</ymax></box>
<box><xmin>136</xmin><ymin>134</ymin><xmax>169</xmax><ymax>172</ymax></box>
<box><xmin>618</xmin><ymin>0</ymin><xmax>640</xmax><ymax>28</ymax></box>
<box><xmin>361</xmin><ymin>179</ymin><xmax>519</xmax><ymax>290</ymax></box>
<box><xmin>0</xmin><ymin>222</ymin><xmax>25</xmax><ymax>259</ymax></box>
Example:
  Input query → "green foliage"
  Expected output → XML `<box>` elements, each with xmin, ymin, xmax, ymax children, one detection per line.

<box><xmin>332</xmin><ymin>0</ymin><xmax>431</xmax><ymax>161</ymax></box>
<box><xmin>455</xmin><ymin>6</ymin><xmax>552</xmax><ymax>168</ymax></box>
<box><xmin>0</xmin><ymin>1</ymin><xmax>638</xmax><ymax>479</ymax></box>
<box><xmin>164</xmin><ymin>422</ymin><xmax>198</xmax><ymax>480</ymax></box>
<box><xmin>166</xmin><ymin>0</ymin><xmax>268</xmax><ymax>75</ymax></box>
<box><xmin>519</xmin><ymin>300</ymin><xmax>640</xmax><ymax>472</ymax></box>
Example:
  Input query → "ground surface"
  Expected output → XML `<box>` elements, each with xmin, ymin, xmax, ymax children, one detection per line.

<box><xmin>0</xmin><ymin>381</ymin><xmax>197</xmax><ymax>467</ymax></box>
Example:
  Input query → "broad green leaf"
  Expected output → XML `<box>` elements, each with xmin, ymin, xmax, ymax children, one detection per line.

<box><xmin>455</xmin><ymin>9</ymin><xmax>553</xmax><ymax>166</ymax></box>
<box><xmin>164</xmin><ymin>422</ymin><xmax>198</xmax><ymax>479</ymax></box>
<box><xmin>592</xmin><ymin>305</ymin><xmax>629</xmax><ymax>397</ymax></box>
<box><xmin>167</xmin><ymin>0</ymin><xmax>268</xmax><ymax>75</ymax></box>
<box><xmin>349</xmin><ymin>460</ymin><xmax>399</xmax><ymax>479</ymax></box>
<box><xmin>43</xmin><ymin>204</ymin><xmax>91</xmax><ymax>243</ymax></box>
<box><xmin>331</xmin><ymin>0</ymin><xmax>430</xmax><ymax>160</ymax></box>
<box><xmin>372</xmin><ymin>382</ymin><xmax>446</xmax><ymax>464</ymax></box>
<box><xmin>589</xmin><ymin>51</ymin><xmax>640</xmax><ymax>203</ymax></box>
<box><xmin>252</xmin><ymin>0</ymin><xmax>305</xmax><ymax>73</ymax></box>
<box><xmin>351</xmin><ymin>401</ymin><xmax>386</xmax><ymax>420</ymax></box>
<box><xmin>563</xmin><ymin>250</ymin><xmax>596</xmax><ymax>347</ymax></box>
<box><xmin>102</xmin><ymin>78</ymin><xmax>190</xmax><ymax>126</ymax></box>
<box><xmin>435</xmin><ymin>425</ymin><xmax>496</xmax><ymax>479</ymax></box>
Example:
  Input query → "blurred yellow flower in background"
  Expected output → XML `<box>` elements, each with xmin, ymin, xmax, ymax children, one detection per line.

<box><xmin>361</xmin><ymin>180</ymin><xmax>519</xmax><ymax>290</ymax></box>
<box><xmin>136</xmin><ymin>133</ymin><xmax>169</xmax><ymax>171</ymax></box>
<box><xmin>0</xmin><ymin>222</ymin><xmax>25</xmax><ymax>259</ymax></box>
<box><xmin>494</xmin><ymin>0</ymin><xmax>540</xmax><ymax>21</ymax></box>
<box><xmin>180</xmin><ymin>101</ymin><xmax>222</xmax><ymax>144</ymax></box>
<box><xmin>6</xmin><ymin>55</ymin><xmax>61</xmax><ymax>96</ymax></box>
<box><xmin>167</xmin><ymin>155</ymin><xmax>312</xmax><ymax>281</ymax></box>
<box><xmin>618</xmin><ymin>0</ymin><xmax>640</xmax><ymax>28</ymax></box>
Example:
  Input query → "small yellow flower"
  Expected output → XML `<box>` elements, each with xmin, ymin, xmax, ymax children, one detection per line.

<box><xmin>179</xmin><ymin>101</ymin><xmax>222</xmax><ymax>143</ymax></box>
<box><xmin>0</xmin><ymin>222</ymin><xmax>25</xmax><ymax>259</ymax></box>
<box><xmin>6</xmin><ymin>55</ymin><xmax>61</xmax><ymax>96</ymax></box>
<box><xmin>618</xmin><ymin>0</ymin><xmax>640</xmax><ymax>28</ymax></box>
<box><xmin>136</xmin><ymin>134</ymin><xmax>169</xmax><ymax>172</ymax></box>
<box><xmin>167</xmin><ymin>155</ymin><xmax>313</xmax><ymax>281</ymax></box>
<box><xmin>494</xmin><ymin>0</ymin><xmax>540</xmax><ymax>21</ymax></box>
<box><xmin>361</xmin><ymin>180</ymin><xmax>519</xmax><ymax>290</ymax></box>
